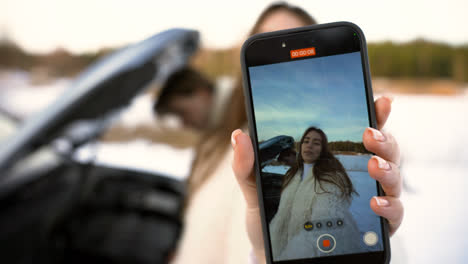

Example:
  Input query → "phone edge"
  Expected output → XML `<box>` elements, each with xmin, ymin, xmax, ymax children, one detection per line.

<box><xmin>240</xmin><ymin>21</ymin><xmax>391</xmax><ymax>264</ymax></box>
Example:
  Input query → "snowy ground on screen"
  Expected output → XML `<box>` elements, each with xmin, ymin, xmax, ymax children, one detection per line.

<box><xmin>340</xmin><ymin>155</ymin><xmax>383</xmax><ymax>251</ymax></box>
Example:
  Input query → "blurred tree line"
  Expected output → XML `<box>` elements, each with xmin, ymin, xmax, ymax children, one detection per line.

<box><xmin>368</xmin><ymin>39</ymin><xmax>468</xmax><ymax>82</ymax></box>
<box><xmin>328</xmin><ymin>141</ymin><xmax>369</xmax><ymax>154</ymax></box>
<box><xmin>0</xmin><ymin>40</ymin><xmax>112</xmax><ymax>77</ymax></box>
<box><xmin>1</xmin><ymin>38</ymin><xmax>467</xmax><ymax>82</ymax></box>
<box><xmin>288</xmin><ymin>140</ymin><xmax>368</xmax><ymax>154</ymax></box>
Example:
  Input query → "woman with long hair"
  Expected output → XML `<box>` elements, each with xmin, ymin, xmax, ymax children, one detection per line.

<box><xmin>172</xmin><ymin>2</ymin><xmax>403</xmax><ymax>264</ymax></box>
<box><xmin>281</xmin><ymin>127</ymin><xmax>356</xmax><ymax>196</ymax></box>
<box><xmin>172</xmin><ymin>4</ymin><xmax>318</xmax><ymax>263</ymax></box>
<box><xmin>186</xmin><ymin>2</ymin><xmax>317</xmax><ymax>200</ymax></box>
<box><xmin>269</xmin><ymin>127</ymin><xmax>362</xmax><ymax>259</ymax></box>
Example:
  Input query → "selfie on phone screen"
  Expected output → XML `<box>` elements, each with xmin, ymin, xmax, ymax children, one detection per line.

<box><xmin>248</xmin><ymin>46</ymin><xmax>383</xmax><ymax>261</ymax></box>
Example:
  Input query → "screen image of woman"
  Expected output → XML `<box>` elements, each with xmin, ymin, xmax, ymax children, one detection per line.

<box><xmin>269</xmin><ymin>126</ymin><xmax>364</xmax><ymax>261</ymax></box>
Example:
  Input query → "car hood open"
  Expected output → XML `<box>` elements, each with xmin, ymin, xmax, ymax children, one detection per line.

<box><xmin>0</xmin><ymin>28</ymin><xmax>199</xmax><ymax>173</ymax></box>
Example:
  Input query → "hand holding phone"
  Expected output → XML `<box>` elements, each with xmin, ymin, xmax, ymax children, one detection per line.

<box><xmin>234</xmin><ymin>22</ymin><xmax>403</xmax><ymax>264</ymax></box>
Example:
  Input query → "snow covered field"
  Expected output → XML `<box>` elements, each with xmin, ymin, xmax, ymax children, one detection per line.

<box><xmin>0</xmin><ymin>71</ymin><xmax>70</xmax><ymax>119</ymax></box>
<box><xmin>385</xmin><ymin>93</ymin><xmax>468</xmax><ymax>264</ymax></box>
<box><xmin>1</xmin><ymin>72</ymin><xmax>468</xmax><ymax>263</ymax></box>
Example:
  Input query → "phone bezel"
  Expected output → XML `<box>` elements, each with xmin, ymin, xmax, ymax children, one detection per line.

<box><xmin>240</xmin><ymin>22</ymin><xmax>390</xmax><ymax>264</ymax></box>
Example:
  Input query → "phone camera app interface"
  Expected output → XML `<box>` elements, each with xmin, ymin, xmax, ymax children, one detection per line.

<box><xmin>249</xmin><ymin>51</ymin><xmax>383</xmax><ymax>261</ymax></box>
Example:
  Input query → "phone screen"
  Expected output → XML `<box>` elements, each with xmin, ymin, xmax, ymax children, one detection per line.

<box><xmin>243</xmin><ymin>24</ymin><xmax>386</xmax><ymax>263</ymax></box>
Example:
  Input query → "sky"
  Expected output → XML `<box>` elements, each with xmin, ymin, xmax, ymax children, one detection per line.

<box><xmin>249</xmin><ymin>51</ymin><xmax>369</xmax><ymax>142</ymax></box>
<box><xmin>1</xmin><ymin>0</ymin><xmax>467</xmax><ymax>54</ymax></box>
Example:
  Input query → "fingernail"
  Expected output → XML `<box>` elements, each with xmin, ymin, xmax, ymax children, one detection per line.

<box><xmin>231</xmin><ymin>129</ymin><xmax>242</xmax><ymax>149</ymax></box>
<box><xmin>368</xmin><ymin>127</ymin><xmax>385</xmax><ymax>142</ymax></box>
<box><xmin>384</xmin><ymin>95</ymin><xmax>394</xmax><ymax>104</ymax></box>
<box><xmin>373</xmin><ymin>196</ymin><xmax>390</xmax><ymax>207</ymax></box>
<box><xmin>373</xmin><ymin>156</ymin><xmax>391</xmax><ymax>171</ymax></box>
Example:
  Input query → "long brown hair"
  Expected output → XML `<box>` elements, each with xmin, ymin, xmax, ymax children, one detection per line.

<box><xmin>282</xmin><ymin>127</ymin><xmax>357</xmax><ymax>199</ymax></box>
<box><xmin>248</xmin><ymin>2</ymin><xmax>317</xmax><ymax>36</ymax></box>
<box><xmin>187</xmin><ymin>2</ymin><xmax>317</xmax><ymax>199</ymax></box>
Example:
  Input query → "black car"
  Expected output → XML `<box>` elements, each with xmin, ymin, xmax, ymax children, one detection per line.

<box><xmin>0</xmin><ymin>28</ymin><xmax>199</xmax><ymax>264</ymax></box>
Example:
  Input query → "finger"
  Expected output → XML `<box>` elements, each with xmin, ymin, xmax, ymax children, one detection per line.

<box><xmin>368</xmin><ymin>156</ymin><xmax>402</xmax><ymax>197</ymax></box>
<box><xmin>370</xmin><ymin>196</ymin><xmax>404</xmax><ymax>236</ymax></box>
<box><xmin>245</xmin><ymin>206</ymin><xmax>266</xmax><ymax>257</ymax></box>
<box><xmin>375</xmin><ymin>96</ymin><xmax>393</xmax><ymax>130</ymax></box>
<box><xmin>363</xmin><ymin>128</ymin><xmax>400</xmax><ymax>166</ymax></box>
<box><xmin>231</xmin><ymin>129</ymin><xmax>258</xmax><ymax>209</ymax></box>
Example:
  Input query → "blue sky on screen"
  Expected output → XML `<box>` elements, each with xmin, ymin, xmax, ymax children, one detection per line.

<box><xmin>249</xmin><ymin>51</ymin><xmax>369</xmax><ymax>142</ymax></box>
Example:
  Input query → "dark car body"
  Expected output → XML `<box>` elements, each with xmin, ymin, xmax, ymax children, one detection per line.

<box><xmin>0</xmin><ymin>28</ymin><xmax>199</xmax><ymax>264</ymax></box>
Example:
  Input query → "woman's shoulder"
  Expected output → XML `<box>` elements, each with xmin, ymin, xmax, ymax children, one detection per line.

<box><xmin>314</xmin><ymin>173</ymin><xmax>345</xmax><ymax>195</ymax></box>
<box><xmin>316</xmin><ymin>179</ymin><xmax>340</xmax><ymax>192</ymax></box>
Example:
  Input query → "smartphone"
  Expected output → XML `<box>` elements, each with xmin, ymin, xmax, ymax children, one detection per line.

<box><xmin>241</xmin><ymin>22</ymin><xmax>390</xmax><ymax>264</ymax></box>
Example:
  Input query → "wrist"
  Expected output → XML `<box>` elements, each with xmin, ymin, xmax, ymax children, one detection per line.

<box><xmin>254</xmin><ymin>248</ymin><xmax>266</xmax><ymax>264</ymax></box>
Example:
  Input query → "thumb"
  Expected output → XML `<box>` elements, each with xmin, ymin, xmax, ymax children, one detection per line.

<box><xmin>231</xmin><ymin>129</ymin><xmax>259</xmax><ymax>209</ymax></box>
